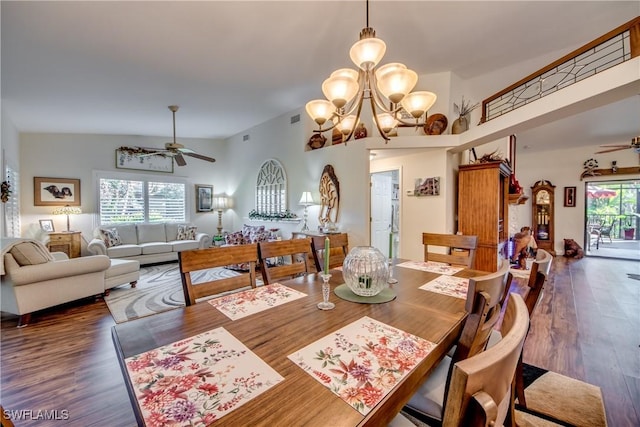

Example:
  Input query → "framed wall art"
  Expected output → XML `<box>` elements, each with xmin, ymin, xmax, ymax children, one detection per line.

<box><xmin>39</xmin><ymin>219</ymin><xmax>55</xmax><ymax>232</ymax></box>
<box><xmin>564</xmin><ymin>186</ymin><xmax>576</xmax><ymax>207</ymax></box>
<box><xmin>195</xmin><ymin>184</ymin><xmax>213</xmax><ymax>212</ymax></box>
<box><xmin>414</xmin><ymin>177</ymin><xmax>440</xmax><ymax>196</ymax></box>
<box><xmin>116</xmin><ymin>147</ymin><xmax>174</xmax><ymax>173</ymax></box>
<box><xmin>34</xmin><ymin>177</ymin><xmax>81</xmax><ymax>206</ymax></box>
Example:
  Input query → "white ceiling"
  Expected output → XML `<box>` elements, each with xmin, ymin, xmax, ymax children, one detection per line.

<box><xmin>2</xmin><ymin>1</ymin><xmax>639</xmax><ymax>152</ymax></box>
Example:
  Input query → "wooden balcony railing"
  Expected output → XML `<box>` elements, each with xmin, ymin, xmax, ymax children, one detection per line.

<box><xmin>481</xmin><ymin>16</ymin><xmax>640</xmax><ymax>123</ymax></box>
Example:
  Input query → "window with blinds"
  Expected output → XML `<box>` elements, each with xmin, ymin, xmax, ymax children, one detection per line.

<box><xmin>255</xmin><ymin>159</ymin><xmax>287</xmax><ymax>215</ymax></box>
<box><xmin>99</xmin><ymin>177</ymin><xmax>185</xmax><ymax>224</ymax></box>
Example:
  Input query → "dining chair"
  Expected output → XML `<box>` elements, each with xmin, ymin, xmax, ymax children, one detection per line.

<box><xmin>524</xmin><ymin>248</ymin><xmax>552</xmax><ymax>313</ymax></box>
<box><xmin>258</xmin><ymin>238</ymin><xmax>313</xmax><ymax>285</ymax></box>
<box><xmin>310</xmin><ymin>233</ymin><xmax>349</xmax><ymax>273</ymax></box>
<box><xmin>422</xmin><ymin>233</ymin><xmax>478</xmax><ymax>268</ymax></box>
<box><xmin>402</xmin><ymin>260</ymin><xmax>511</xmax><ymax>424</ymax></box>
<box><xmin>397</xmin><ymin>293</ymin><xmax>530</xmax><ymax>427</ymax></box>
<box><xmin>178</xmin><ymin>244</ymin><xmax>258</xmax><ymax>306</ymax></box>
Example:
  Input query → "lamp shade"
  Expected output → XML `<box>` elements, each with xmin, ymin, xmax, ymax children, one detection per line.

<box><xmin>52</xmin><ymin>206</ymin><xmax>82</xmax><ymax>216</ymax></box>
<box><xmin>322</xmin><ymin>69</ymin><xmax>359</xmax><ymax>109</ymax></box>
<box><xmin>211</xmin><ymin>196</ymin><xmax>230</xmax><ymax>210</ymax></box>
<box><xmin>299</xmin><ymin>191</ymin><xmax>314</xmax><ymax>206</ymax></box>
<box><xmin>375</xmin><ymin>63</ymin><xmax>418</xmax><ymax>104</ymax></box>
<box><xmin>376</xmin><ymin>113</ymin><xmax>398</xmax><ymax>133</ymax></box>
<box><xmin>337</xmin><ymin>115</ymin><xmax>359</xmax><ymax>135</ymax></box>
<box><xmin>350</xmin><ymin>37</ymin><xmax>386</xmax><ymax>70</ymax></box>
<box><xmin>305</xmin><ymin>99</ymin><xmax>335</xmax><ymax>126</ymax></box>
<box><xmin>400</xmin><ymin>91</ymin><xmax>437</xmax><ymax>119</ymax></box>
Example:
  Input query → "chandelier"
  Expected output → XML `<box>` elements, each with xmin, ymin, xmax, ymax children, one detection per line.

<box><xmin>305</xmin><ymin>0</ymin><xmax>437</xmax><ymax>143</ymax></box>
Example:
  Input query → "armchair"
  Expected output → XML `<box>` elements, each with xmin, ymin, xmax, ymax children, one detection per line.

<box><xmin>1</xmin><ymin>238</ymin><xmax>110</xmax><ymax>327</ymax></box>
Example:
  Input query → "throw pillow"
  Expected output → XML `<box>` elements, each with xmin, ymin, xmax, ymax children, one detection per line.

<box><xmin>242</xmin><ymin>224</ymin><xmax>265</xmax><ymax>240</ymax></box>
<box><xmin>10</xmin><ymin>242</ymin><xmax>55</xmax><ymax>266</ymax></box>
<box><xmin>100</xmin><ymin>228</ymin><xmax>122</xmax><ymax>248</ymax></box>
<box><xmin>177</xmin><ymin>224</ymin><xmax>198</xmax><ymax>240</ymax></box>
<box><xmin>225</xmin><ymin>231</ymin><xmax>244</xmax><ymax>245</ymax></box>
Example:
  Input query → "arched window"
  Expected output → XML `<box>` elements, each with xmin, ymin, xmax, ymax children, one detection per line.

<box><xmin>255</xmin><ymin>159</ymin><xmax>287</xmax><ymax>215</ymax></box>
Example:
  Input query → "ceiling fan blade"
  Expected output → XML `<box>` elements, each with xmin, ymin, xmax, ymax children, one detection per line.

<box><xmin>598</xmin><ymin>144</ymin><xmax>631</xmax><ymax>148</ymax></box>
<box><xmin>595</xmin><ymin>147</ymin><xmax>629</xmax><ymax>154</ymax></box>
<box><xmin>174</xmin><ymin>152</ymin><xmax>187</xmax><ymax>166</ymax></box>
<box><xmin>184</xmin><ymin>152</ymin><xmax>216</xmax><ymax>163</ymax></box>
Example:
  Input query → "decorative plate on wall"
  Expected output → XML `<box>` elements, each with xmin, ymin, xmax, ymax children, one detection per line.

<box><xmin>307</xmin><ymin>133</ymin><xmax>327</xmax><ymax>150</ymax></box>
<box><xmin>424</xmin><ymin>113</ymin><xmax>448</xmax><ymax>135</ymax></box>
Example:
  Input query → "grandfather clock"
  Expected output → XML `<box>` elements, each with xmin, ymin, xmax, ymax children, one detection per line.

<box><xmin>531</xmin><ymin>180</ymin><xmax>556</xmax><ymax>255</ymax></box>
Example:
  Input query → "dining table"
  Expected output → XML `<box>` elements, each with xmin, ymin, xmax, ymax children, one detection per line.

<box><xmin>111</xmin><ymin>259</ymin><xmax>487</xmax><ymax>427</ymax></box>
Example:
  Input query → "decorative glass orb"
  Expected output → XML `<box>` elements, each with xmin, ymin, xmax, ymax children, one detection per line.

<box><xmin>342</xmin><ymin>246</ymin><xmax>389</xmax><ymax>297</ymax></box>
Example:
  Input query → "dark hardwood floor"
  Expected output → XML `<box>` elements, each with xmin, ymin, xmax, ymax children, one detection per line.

<box><xmin>1</xmin><ymin>256</ymin><xmax>638</xmax><ymax>426</ymax></box>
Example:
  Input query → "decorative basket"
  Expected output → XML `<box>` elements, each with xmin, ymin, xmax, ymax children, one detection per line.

<box><xmin>342</xmin><ymin>246</ymin><xmax>389</xmax><ymax>297</ymax></box>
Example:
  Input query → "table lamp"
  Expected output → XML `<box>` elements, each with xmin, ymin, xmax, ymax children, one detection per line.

<box><xmin>299</xmin><ymin>192</ymin><xmax>314</xmax><ymax>231</ymax></box>
<box><xmin>212</xmin><ymin>196</ymin><xmax>231</xmax><ymax>236</ymax></box>
<box><xmin>52</xmin><ymin>205</ymin><xmax>82</xmax><ymax>232</ymax></box>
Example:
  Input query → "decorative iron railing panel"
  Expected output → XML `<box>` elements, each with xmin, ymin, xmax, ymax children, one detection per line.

<box><xmin>482</xmin><ymin>17</ymin><xmax>639</xmax><ymax>123</ymax></box>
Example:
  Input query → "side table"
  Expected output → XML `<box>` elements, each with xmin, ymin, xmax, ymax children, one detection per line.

<box><xmin>48</xmin><ymin>231</ymin><xmax>82</xmax><ymax>258</ymax></box>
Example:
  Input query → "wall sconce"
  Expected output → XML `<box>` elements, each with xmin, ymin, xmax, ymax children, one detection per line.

<box><xmin>52</xmin><ymin>205</ymin><xmax>82</xmax><ymax>232</ymax></box>
<box><xmin>211</xmin><ymin>196</ymin><xmax>232</xmax><ymax>236</ymax></box>
<box><xmin>299</xmin><ymin>192</ymin><xmax>314</xmax><ymax>231</ymax></box>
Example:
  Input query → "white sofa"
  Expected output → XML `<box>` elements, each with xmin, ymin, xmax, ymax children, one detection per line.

<box><xmin>1</xmin><ymin>238</ymin><xmax>111</xmax><ymax>327</ymax></box>
<box><xmin>87</xmin><ymin>222</ymin><xmax>211</xmax><ymax>265</ymax></box>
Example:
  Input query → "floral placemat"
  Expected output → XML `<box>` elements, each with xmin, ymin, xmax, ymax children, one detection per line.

<box><xmin>288</xmin><ymin>316</ymin><xmax>435</xmax><ymax>415</ymax></box>
<box><xmin>396</xmin><ymin>260</ymin><xmax>465</xmax><ymax>275</ymax></box>
<box><xmin>208</xmin><ymin>283</ymin><xmax>307</xmax><ymax>320</ymax></box>
<box><xmin>419</xmin><ymin>275</ymin><xmax>469</xmax><ymax>299</ymax></box>
<box><xmin>125</xmin><ymin>327</ymin><xmax>284</xmax><ymax>427</ymax></box>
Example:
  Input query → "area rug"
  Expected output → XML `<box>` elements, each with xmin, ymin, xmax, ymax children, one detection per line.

<box><xmin>104</xmin><ymin>262</ymin><xmax>257</xmax><ymax>323</ymax></box>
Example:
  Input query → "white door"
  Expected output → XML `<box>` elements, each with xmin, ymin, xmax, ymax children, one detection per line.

<box><xmin>370</xmin><ymin>172</ymin><xmax>393</xmax><ymax>258</ymax></box>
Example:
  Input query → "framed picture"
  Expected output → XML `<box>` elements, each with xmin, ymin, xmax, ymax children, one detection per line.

<box><xmin>34</xmin><ymin>177</ymin><xmax>81</xmax><ymax>206</ymax></box>
<box><xmin>195</xmin><ymin>184</ymin><xmax>213</xmax><ymax>212</ymax></box>
<box><xmin>564</xmin><ymin>186</ymin><xmax>576</xmax><ymax>207</ymax></box>
<box><xmin>116</xmin><ymin>147</ymin><xmax>174</xmax><ymax>173</ymax></box>
<box><xmin>39</xmin><ymin>219</ymin><xmax>55</xmax><ymax>232</ymax></box>
<box><xmin>414</xmin><ymin>177</ymin><xmax>440</xmax><ymax>196</ymax></box>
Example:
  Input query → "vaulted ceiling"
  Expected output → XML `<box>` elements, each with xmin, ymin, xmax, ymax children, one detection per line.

<box><xmin>2</xmin><ymin>1</ymin><xmax>638</xmax><ymax>153</ymax></box>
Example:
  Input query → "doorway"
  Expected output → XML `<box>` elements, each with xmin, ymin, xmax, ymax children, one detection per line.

<box><xmin>370</xmin><ymin>170</ymin><xmax>400</xmax><ymax>259</ymax></box>
<box><xmin>584</xmin><ymin>179</ymin><xmax>639</xmax><ymax>261</ymax></box>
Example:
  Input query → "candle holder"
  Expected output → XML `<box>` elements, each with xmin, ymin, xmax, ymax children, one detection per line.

<box><xmin>387</xmin><ymin>258</ymin><xmax>398</xmax><ymax>284</ymax></box>
<box><xmin>317</xmin><ymin>274</ymin><xmax>335</xmax><ymax>310</ymax></box>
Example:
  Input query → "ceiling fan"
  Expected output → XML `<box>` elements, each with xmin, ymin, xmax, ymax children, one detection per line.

<box><xmin>139</xmin><ymin>105</ymin><xmax>216</xmax><ymax>167</ymax></box>
<box><xmin>595</xmin><ymin>136</ymin><xmax>640</xmax><ymax>154</ymax></box>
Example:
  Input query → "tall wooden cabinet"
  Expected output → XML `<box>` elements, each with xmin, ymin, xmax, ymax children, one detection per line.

<box><xmin>457</xmin><ymin>162</ymin><xmax>511</xmax><ymax>273</ymax></box>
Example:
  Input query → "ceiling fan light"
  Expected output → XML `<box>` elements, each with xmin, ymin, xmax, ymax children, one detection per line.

<box><xmin>338</xmin><ymin>115</ymin><xmax>359</xmax><ymax>135</ymax></box>
<box><xmin>322</xmin><ymin>70</ymin><xmax>360</xmax><ymax>109</ymax></box>
<box><xmin>400</xmin><ymin>91</ymin><xmax>437</xmax><ymax>119</ymax></box>
<box><xmin>350</xmin><ymin>36</ymin><xmax>386</xmax><ymax>70</ymax></box>
<box><xmin>375</xmin><ymin>63</ymin><xmax>418</xmax><ymax>104</ymax></box>
<box><xmin>376</xmin><ymin>113</ymin><xmax>398</xmax><ymax>133</ymax></box>
<box><xmin>305</xmin><ymin>99</ymin><xmax>334</xmax><ymax>125</ymax></box>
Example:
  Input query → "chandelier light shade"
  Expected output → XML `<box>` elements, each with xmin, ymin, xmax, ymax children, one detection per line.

<box><xmin>52</xmin><ymin>205</ymin><xmax>82</xmax><ymax>232</ymax></box>
<box><xmin>306</xmin><ymin>0</ymin><xmax>437</xmax><ymax>143</ymax></box>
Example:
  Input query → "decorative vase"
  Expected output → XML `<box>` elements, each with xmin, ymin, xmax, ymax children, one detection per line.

<box><xmin>451</xmin><ymin>115</ymin><xmax>469</xmax><ymax>134</ymax></box>
<box><xmin>342</xmin><ymin>246</ymin><xmax>389</xmax><ymax>297</ymax></box>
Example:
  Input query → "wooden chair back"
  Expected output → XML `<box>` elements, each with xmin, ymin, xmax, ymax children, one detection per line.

<box><xmin>258</xmin><ymin>238</ymin><xmax>313</xmax><ymax>285</ymax></box>
<box><xmin>178</xmin><ymin>244</ymin><xmax>258</xmax><ymax>306</ymax></box>
<box><xmin>526</xmin><ymin>248</ymin><xmax>552</xmax><ymax>290</ymax></box>
<box><xmin>453</xmin><ymin>260</ymin><xmax>510</xmax><ymax>363</ymax></box>
<box><xmin>310</xmin><ymin>233</ymin><xmax>349</xmax><ymax>273</ymax></box>
<box><xmin>423</xmin><ymin>233</ymin><xmax>478</xmax><ymax>268</ymax></box>
<box><xmin>442</xmin><ymin>293</ymin><xmax>530</xmax><ymax>427</ymax></box>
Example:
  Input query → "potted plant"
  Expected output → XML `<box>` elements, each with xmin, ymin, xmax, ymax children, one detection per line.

<box><xmin>452</xmin><ymin>97</ymin><xmax>479</xmax><ymax>134</ymax></box>
<box><xmin>620</xmin><ymin>215</ymin><xmax>635</xmax><ymax>240</ymax></box>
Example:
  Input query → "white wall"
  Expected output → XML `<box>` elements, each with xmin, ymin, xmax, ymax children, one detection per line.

<box><xmin>19</xmin><ymin>133</ymin><xmax>225</xmax><ymax>251</ymax></box>
<box><xmin>225</xmin><ymin>108</ymin><xmax>370</xmax><ymax>247</ymax></box>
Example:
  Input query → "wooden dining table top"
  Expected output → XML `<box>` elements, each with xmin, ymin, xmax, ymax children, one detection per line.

<box><xmin>111</xmin><ymin>260</ymin><xmax>486</xmax><ymax>427</ymax></box>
